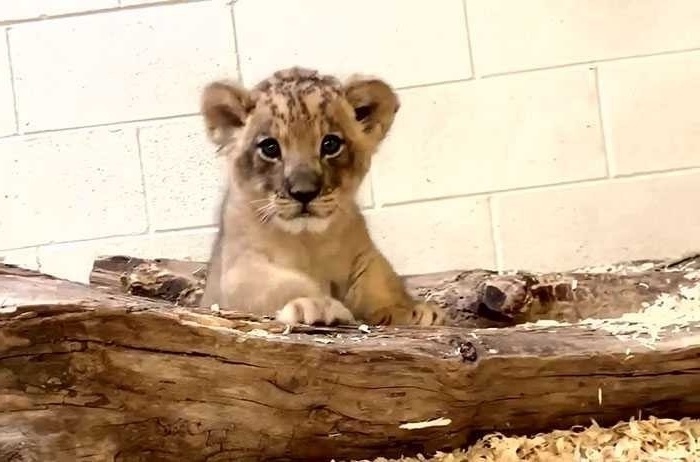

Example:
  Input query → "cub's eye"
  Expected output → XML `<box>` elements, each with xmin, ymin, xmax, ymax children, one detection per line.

<box><xmin>320</xmin><ymin>134</ymin><xmax>344</xmax><ymax>158</ymax></box>
<box><xmin>257</xmin><ymin>138</ymin><xmax>281</xmax><ymax>160</ymax></box>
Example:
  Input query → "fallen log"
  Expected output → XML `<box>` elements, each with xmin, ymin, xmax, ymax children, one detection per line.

<box><xmin>90</xmin><ymin>253</ymin><xmax>700</xmax><ymax>326</ymax></box>
<box><xmin>2</xmin><ymin>262</ymin><xmax>700</xmax><ymax>461</ymax></box>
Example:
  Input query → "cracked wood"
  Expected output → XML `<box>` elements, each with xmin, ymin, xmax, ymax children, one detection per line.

<box><xmin>1</xmin><ymin>262</ymin><xmax>700</xmax><ymax>461</ymax></box>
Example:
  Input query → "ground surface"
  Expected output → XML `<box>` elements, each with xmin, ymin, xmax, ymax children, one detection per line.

<box><xmin>358</xmin><ymin>416</ymin><xmax>700</xmax><ymax>461</ymax></box>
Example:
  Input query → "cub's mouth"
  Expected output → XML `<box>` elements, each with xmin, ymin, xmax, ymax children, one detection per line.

<box><xmin>269</xmin><ymin>196</ymin><xmax>338</xmax><ymax>233</ymax></box>
<box><xmin>280</xmin><ymin>201</ymin><xmax>336</xmax><ymax>220</ymax></box>
<box><xmin>273</xmin><ymin>193</ymin><xmax>338</xmax><ymax>219</ymax></box>
<box><xmin>298</xmin><ymin>203</ymin><xmax>312</xmax><ymax>217</ymax></box>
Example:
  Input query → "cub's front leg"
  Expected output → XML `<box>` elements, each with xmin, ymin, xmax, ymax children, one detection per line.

<box><xmin>220</xmin><ymin>255</ymin><xmax>355</xmax><ymax>326</ymax></box>
<box><xmin>345</xmin><ymin>249</ymin><xmax>445</xmax><ymax>326</ymax></box>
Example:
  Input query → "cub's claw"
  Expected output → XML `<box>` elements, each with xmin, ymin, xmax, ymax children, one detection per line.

<box><xmin>369</xmin><ymin>301</ymin><xmax>445</xmax><ymax>326</ymax></box>
<box><xmin>276</xmin><ymin>296</ymin><xmax>356</xmax><ymax>326</ymax></box>
<box><xmin>410</xmin><ymin>301</ymin><xmax>445</xmax><ymax>326</ymax></box>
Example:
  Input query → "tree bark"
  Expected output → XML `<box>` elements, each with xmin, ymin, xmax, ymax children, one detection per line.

<box><xmin>90</xmin><ymin>254</ymin><xmax>700</xmax><ymax>326</ymax></box>
<box><xmin>2</xmin><ymin>262</ymin><xmax>700</xmax><ymax>461</ymax></box>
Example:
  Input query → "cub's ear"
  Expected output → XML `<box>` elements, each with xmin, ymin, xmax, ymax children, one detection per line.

<box><xmin>343</xmin><ymin>76</ymin><xmax>400</xmax><ymax>144</ymax></box>
<box><xmin>200</xmin><ymin>80</ymin><xmax>253</xmax><ymax>146</ymax></box>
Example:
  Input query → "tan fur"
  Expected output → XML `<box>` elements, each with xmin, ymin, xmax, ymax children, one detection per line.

<box><xmin>199</xmin><ymin>67</ymin><xmax>445</xmax><ymax>326</ymax></box>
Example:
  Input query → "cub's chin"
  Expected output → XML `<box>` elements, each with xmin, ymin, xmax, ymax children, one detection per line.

<box><xmin>272</xmin><ymin>214</ymin><xmax>333</xmax><ymax>234</ymax></box>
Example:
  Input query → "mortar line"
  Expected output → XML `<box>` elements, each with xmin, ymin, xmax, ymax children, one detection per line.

<box><xmin>488</xmin><ymin>196</ymin><xmax>504</xmax><ymax>273</ymax></box>
<box><xmin>593</xmin><ymin>66</ymin><xmax>615</xmax><ymax>178</ymax></box>
<box><xmin>462</xmin><ymin>0</ymin><xmax>478</xmax><ymax>79</ymax></box>
<box><xmin>4</xmin><ymin>28</ymin><xmax>20</xmax><ymax>134</ymax></box>
<box><xmin>0</xmin><ymin>224</ymin><xmax>221</xmax><ymax>254</ymax></box>
<box><xmin>368</xmin><ymin>168</ymin><xmax>382</xmax><ymax>209</ymax></box>
<box><xmin>379</xmin><ymin>166</ymin><xmax>700</xmax><ymax>208</ymax></box>
<box><xmin>153</xmin><ymin>224</ymin><xmax>219</xmax><ymax>234</ymax></box>
<box><xmin>396</xmin><ymin>77</ymin><xmax>473</xmax><ymax>92</ymax></box>
<box><xmin>396</xmin><ymin>47</ymin><xmax>700</xmax><ymax>92</ymax></box>
<box><xmin>367</xmin><ymin>182</ymin><xmax>377</xmax><ymax>210</ymax></box>
<box><xmin>135</xmin><ymin>128</ymin><xmax>154</xmax><ymax>234</ymax></box>
<box><xmin>1</xmin><ymin>232</ymin><xmax>146</xmax><ymax>253</ymax></box>
<box><xmin>19</xmin><ymin>112</ymin><xmax>198</xmax><ymax>136</ymax></box>
<box><xmin>482</xmin><ymin>46</ymin><xmax>700</xmax><ymax>79</ymax></box>
<box><xmin>0</xmin><ymin>0</ymin><xmax>211</xmax><ymax>27</ymax></box>
<box><xmin>229</xmin><ymin>1</ymin><xmax>245</xmax><ymax>85</ymax></box>
<box><xmin>5</xmin><ymin>165</ymin><xmax>699</xmax><ymax>253</ymax></box>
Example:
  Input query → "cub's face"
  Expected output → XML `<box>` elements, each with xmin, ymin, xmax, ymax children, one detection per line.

<box><xmin>200</xmin><ymin>67</ymin><xmax>399</xmax><ymax>234</ymax></box>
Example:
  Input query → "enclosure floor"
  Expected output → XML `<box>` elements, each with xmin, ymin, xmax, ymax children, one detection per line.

<box><xmin>353</xmin><ymin>416</ymin><xmax>700</xmax><ymax>462</ymax></box>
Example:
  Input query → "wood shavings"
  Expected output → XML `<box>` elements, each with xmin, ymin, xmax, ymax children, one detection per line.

<box><xmin>358</xmin><ymin>324</ymin><xmax>371</xmax><ymax>334</ymax></box>
<box><xmin>579</xmin><ymin>282</ymin><xmax>700</xmax><ymax>348</ymax></box>
<box><xmin>520</xmin><ymin>282</ymin><xmax>700</xmax><ymax>349</ymax></box>
<box><xmin>357</xmin><ymin>416</ymin><xmax>700</xmax><ymax>461</ymax></box>
<box><xmin>399</xmin><ymin>417</ymin><xmax>452</xmax><ymax>430</ymax></box>
<box><xmin>574</xmin><ymin>262</ymin><xmax>657</xmax><ymax>275</ymax></box>
<box><xmin>209</xmin><ymin>303</ymin><xmax>220</xmax><ymax>313</ymax></box>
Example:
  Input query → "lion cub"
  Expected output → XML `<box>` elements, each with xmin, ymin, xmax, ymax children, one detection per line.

<box><xmin>199</xmin><ymin>67</ymin><xmax>445</xmax><ymax>327</ymax></box>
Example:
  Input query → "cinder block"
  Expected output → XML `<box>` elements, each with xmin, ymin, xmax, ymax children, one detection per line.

<box><xmin>364</xmin><ymin>196</ymin><xmax>495</xmax><ymax>275</ymax></box>
<box><xmin>234</xmin><ymin>0</ymin><xmax>471</xmax><ymax>88</ymax></box>
<box><xmin>9</xmin><ymin>2</ymin><xmax>237</xmax><ymax>131</ymax></box>
<box><xmin>38</xmin><ymin>228</ymin><xmax>217</xmax><ymax>283</ymax></box>
<box><xmin>495</xmin><ymin>172</ymin><xmax>700</xmax><ymax>272</ymax></box>
<box><xmin>138</xmin><ymin>117</ymin><xmax>227</xmax><ymax>231</ymax></box>
<box><xmin>0</xmin><ymin>0</ymin><xmax>117</xmax><ymax>22</ymax></box>
<box><xmin>373</xmin><ymin>68</ymin><xmax>606</xmax><ymax>205</ymax></box>
<box><xmin>0</xmin><ymin>128</ymin><xmax>147</xmax><ymax>249</ymax></box>
<box><xmin>468</xmin><ymin>0</ymin><xmax>700</xmax><ymax>75</ymax></box>
<box><xmin>0</xmin><ymin>31</ymin><xmax>16</xmax><ymax>137</ymax></box>
<box><xmin>599</xmin><ymin>52</ymin><xmax>700</xmax><ymax>175</ymax></box>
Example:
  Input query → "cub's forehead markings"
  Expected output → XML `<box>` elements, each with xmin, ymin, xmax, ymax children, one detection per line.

<box><xmin>250</xmin><ymin>74</ymin><xmax>345</xmax><ymax>128</ymax></box>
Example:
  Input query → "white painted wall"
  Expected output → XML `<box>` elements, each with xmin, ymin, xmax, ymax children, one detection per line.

<box><xmin>1</xmin><ymin>0</ymin><xmax>699</xmax><ymax>283</ymax></box>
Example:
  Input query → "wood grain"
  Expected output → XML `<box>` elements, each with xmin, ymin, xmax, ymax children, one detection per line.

<box><xmin>2</xmin><ymin>262</ymin><xmax>699</xmax><ymax>461</ymax></box>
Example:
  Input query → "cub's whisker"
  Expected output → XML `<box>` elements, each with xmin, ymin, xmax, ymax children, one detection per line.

<box><xmin>254</xmin><ymin>202</ymin><xmax>277</xmax><ymax>224</ymax></box>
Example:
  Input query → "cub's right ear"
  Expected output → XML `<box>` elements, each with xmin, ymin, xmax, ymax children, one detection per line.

<box><xmin>200</xmin><ymin>80</ymin><xmax>253</xmax><ymax>146</ymax></box>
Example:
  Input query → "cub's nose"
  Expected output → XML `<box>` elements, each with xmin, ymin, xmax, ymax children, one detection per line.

<box><xmin>285</xmin><ymin>170</ymin><xmax>322</xmax><ymax>205</ymax></box>
<box><xmin>289</xmin><ymin>186</ymin><xmax>321</xmax><ymax>205</ymax></box>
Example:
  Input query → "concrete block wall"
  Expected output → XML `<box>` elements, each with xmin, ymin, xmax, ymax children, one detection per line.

<box><xmin>1</xmin><ymin>0</ymin><xmax>699</xmax><ymax>283</ymax></box>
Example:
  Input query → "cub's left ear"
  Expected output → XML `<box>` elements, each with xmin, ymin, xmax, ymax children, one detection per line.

<box><xmin>343</xmin><ymin>76</ymin><xmax>400</xmax><ymax>144</ymax></box>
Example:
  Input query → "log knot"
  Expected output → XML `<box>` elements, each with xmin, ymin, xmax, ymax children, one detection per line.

<box><xmin>449</xmin><ymin>337</ymin><xmax>478</xmax><ymax>362</ymax></box>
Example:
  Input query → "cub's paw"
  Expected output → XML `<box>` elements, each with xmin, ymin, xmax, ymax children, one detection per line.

<box><xmin>410</xmin><ymin>301</ymin><xmax>446</xmax><ymax>326</ymax></box>
<box><xmin>276</xmin><ymin>296</ymin><xmax>356</xmax><ymax>326</ymax></box>
<box><xmin>369</xmin><ymin>301</ymin><xmax>445</xmax><ymax>326</ymax></box>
